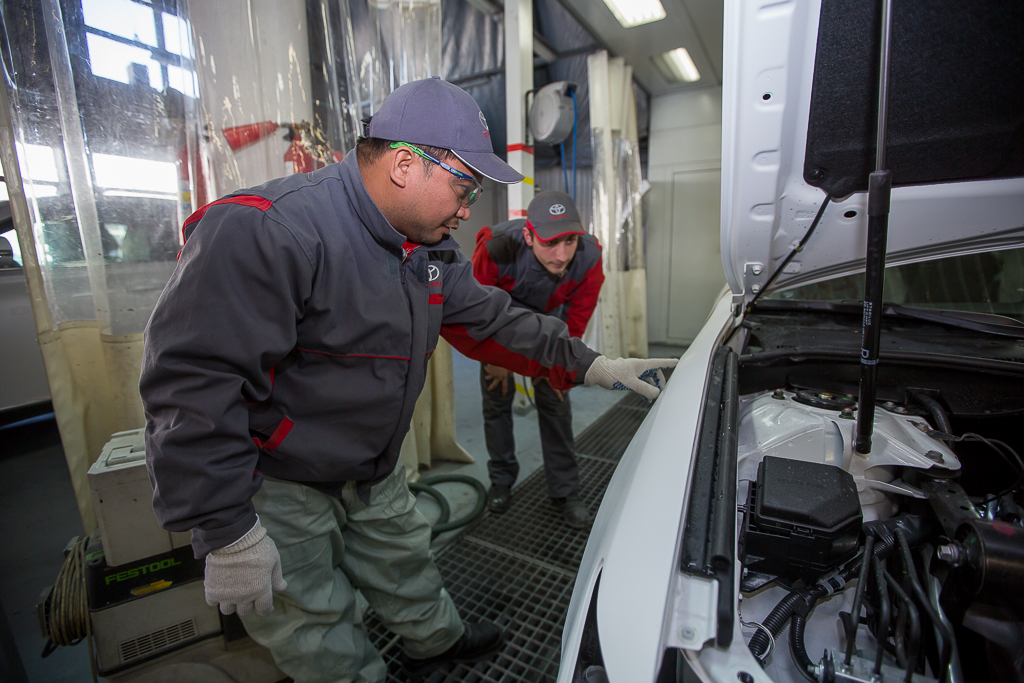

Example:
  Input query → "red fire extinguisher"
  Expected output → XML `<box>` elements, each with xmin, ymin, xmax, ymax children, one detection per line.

<box><xmin>221</xmin><ymin>121</ymin><xmax>340</xmax><ymax>175</ymax></box>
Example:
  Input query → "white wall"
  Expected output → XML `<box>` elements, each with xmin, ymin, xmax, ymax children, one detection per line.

<box><xmin>646</xmin><ymin>86</ymin><xmax>725</xmax><ymax>346</ymax></box>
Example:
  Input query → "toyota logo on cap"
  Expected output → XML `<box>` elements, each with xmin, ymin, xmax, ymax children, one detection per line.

<box><xmin>549</xmin><ymin>204</ymin><xmax>567</xmax><ymax>216</ymax></box>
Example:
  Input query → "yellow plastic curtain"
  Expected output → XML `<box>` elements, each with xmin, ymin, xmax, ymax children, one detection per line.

<box><xmin>587</xmin><ymin>50</ymin><xmax>649</xmax><ymax>360</ymax></box>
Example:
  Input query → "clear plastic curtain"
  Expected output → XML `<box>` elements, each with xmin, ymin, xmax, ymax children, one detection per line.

<box><xmin>183</xmin><ymin>0</ymin><xmax>438</xmax><ymax>203</ymax></box>
<box><xmin>0</xmin><ymin>0</ymin><xmax>452</xmax><ymax>530</ymax></box>
<box><xmin>587</xmin><ymin>50</ymin><xmax>648</xmax><ymax>360</ymax></box>
<box><xmin>338</xmin><ymin>0</ymin><xmax>441</xmax><ymax>150</ymax></box>
<box><xmin>1</xmin><ymin>0</ymin><xmax>199</xmax><ymax>530</ymax></box>
<box><xmin>184</xmin><ymin>0</ymin><xmax>463</xmax><ymax>479</ymax></box>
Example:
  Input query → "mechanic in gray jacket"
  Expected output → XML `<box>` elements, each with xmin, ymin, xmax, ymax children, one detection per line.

<box><xmin>141</xmin><ymin>77</ymin><xmax>675</xmax><ymax>683</ymax></box>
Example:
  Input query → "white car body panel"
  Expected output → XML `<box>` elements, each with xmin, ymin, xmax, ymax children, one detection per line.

<box><xmin>560</xmin><ymin>0</ymin><xmax>1024</xmax><ymax>681</ymax></box>
<box><xmin>720</xmin><ymin>0</ymin><xmax>1024</xmax><ymax>304</ymax></box>
<box><xmin>558</xmin><ymin>294</ymin><xmax>736</xmax><ymax>683</ymax></box>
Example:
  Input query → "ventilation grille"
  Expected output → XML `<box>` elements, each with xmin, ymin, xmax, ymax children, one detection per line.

<box><xmin>365</xmin><ymin>393</ymin><xmax>654</xmax><ymax>681</ymax></box>
<box><xmin>119</xmin><ymin>618</ymin><xmax>197</xmax><ymax>664</ymax></box>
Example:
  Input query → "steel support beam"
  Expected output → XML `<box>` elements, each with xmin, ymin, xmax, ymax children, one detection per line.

<box><xmin>504</xmin><ymin>0</ymin><xmax>534</xmax><ymax>218</ymax></box>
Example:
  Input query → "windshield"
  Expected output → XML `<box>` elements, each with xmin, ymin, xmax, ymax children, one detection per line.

<box><xmin>768</xmin><ymin>246</ymin><xmax>1024</xmax><ymax>323</ymax></box>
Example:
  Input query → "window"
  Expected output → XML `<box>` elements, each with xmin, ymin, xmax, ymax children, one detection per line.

<box><xmin>82</xmin><ymin>0</ymin><xmax>197</xmax><ymax>97</ymax></box>
<box><xmin>1</xmin><ymin>177</ymin><xmax>21</xmax><ymax>266</ymax></box>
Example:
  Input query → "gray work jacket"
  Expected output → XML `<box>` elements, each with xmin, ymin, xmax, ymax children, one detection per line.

<box><xmin>141</xmin><ymin>153</ymin><xmax>598</xmax><ymax>557</ymax></box>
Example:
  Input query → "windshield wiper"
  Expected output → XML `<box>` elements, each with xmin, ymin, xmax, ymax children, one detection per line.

<box><xmin>882</xmin><ymin>304</ymin><xmax>1024</xmax><ymax>338</ymax></box>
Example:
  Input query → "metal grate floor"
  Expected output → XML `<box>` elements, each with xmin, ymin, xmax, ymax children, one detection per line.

<box><xmin>365</xmin><ymin>391</ymin><xmax>654</xmax><ymax>682</ymax></box>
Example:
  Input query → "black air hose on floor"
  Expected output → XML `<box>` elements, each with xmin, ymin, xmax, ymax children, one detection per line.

<box><xmin>409</xmin><ymin>474</ymin><xmax>488</xmax><ymax>538</ymax></box>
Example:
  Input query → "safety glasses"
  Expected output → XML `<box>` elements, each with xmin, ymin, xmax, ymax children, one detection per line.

<box><xmin>390</xmin><ymin>141</ymin><xmax>483</xmax><ymax>207</ymax></box>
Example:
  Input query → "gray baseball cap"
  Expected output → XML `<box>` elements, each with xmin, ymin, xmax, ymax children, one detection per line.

<box><xmin>367</xmin><ymin>77</ymin><xmax>524</xmax><ymax>184</ymax></box>
<box><xmin>526</xmin><ymin>191</ymin><xmax>586</xmax><ymax>241</ymax></box>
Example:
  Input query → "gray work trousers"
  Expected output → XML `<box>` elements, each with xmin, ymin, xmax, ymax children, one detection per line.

<box><xmin>240</xmin><ymin>465</ymin><xmax>464</xmax><ymax>683</ymax></box>
<box><xmin>480</xmin><ymin>363</ymin><xmax>579</xmax><ymax>499</ymax></box>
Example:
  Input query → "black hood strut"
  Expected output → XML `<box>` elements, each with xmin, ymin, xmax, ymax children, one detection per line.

<box><xmin>854</xmin><ymin>0</ymin><xmax>895</xmax><ymax>455</ymax></box>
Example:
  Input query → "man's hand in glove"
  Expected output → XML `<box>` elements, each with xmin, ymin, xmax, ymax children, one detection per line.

<box><xmin>204</xmin><ymin>518</ymin><xmax>287</xmax><ymax>616</ymax></box>
<box><xmin>584</xmin><ymin>356</ymin><xmax>679</xmax><ymax>401</ymax></box>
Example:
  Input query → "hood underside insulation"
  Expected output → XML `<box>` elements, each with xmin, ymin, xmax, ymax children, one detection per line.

<box><xmin>804</xmin><ymin>0</ymin><xmax>1024</xmax><ymax>198</ymax></box>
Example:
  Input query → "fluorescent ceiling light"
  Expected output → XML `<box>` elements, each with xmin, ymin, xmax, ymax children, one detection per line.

<box><xmin>652</xmin><ymin>47</ymin><xmax>701</xmax><ymax>83</ymax></box>
<box><xmin>601</xmin><ymin>0</ymin><xmax>666</xmax><ymax>28</ymax></box>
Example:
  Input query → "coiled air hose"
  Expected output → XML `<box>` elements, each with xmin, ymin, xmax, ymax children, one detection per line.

<box><xmin>409</xmin><ymin>474</ymin><xmax>489</xmax><ymax>538</ymax></box>
<box><xmin>41</xmin><ymin>536</ymin><xmax>98</xmax><ymax>682</ymax></box>
<box><xmin>39</xmin><ymin>475</ymin><xmax>486</xmax><ymax>680</ymax></box>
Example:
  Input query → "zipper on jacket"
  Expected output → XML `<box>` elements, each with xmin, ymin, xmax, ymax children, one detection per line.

<box><xmin>400</xmin><ymin>243</ymin><xmax>418</xmax><ymax>283</ymax></box>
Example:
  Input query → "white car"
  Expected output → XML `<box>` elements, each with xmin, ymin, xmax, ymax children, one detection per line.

<box><xmin>559</xmin><ymin>1</ymin><xmax>1024</xmax><ymax>682</ymax></box>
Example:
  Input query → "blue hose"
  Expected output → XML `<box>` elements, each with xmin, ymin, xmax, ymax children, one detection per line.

<box><xmin>569</xmin><ymin>90</ymin><xmax>578</xmax><ymax>201</ymax></box>
<box><xmin>560</xmin><ymin>142</ymin><xmax>569</xmax><ymax>193</ymax></box>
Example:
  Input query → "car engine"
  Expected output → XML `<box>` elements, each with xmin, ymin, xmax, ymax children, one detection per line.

<box><xmin>735</xmin><ymin>386</ymin><xmax>1024</xmax><ymax>683</ymax></box>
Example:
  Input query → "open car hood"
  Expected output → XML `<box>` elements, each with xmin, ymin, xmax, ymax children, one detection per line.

<box><xmin>720</xmin><ymin>0</ymin><xmax>1024</xmax><ymax>305</ymax></box>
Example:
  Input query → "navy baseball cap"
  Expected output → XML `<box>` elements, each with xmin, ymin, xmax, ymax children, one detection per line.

<box><xmin>367</xmin><ymin>77</ymin><xmax>524</xmax><ymax>184</ymax></box>
<box><xmin>527</xmin><ymin>191</ymin><xmax>586</xmax><ymax>241</ymax></box>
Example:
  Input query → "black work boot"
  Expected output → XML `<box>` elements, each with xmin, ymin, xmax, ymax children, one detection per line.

<box><xmin>401</xmin><ymin>620</ymin><xmax>505</xmax><ymax>679</ymax></box>
<box><xmin>487</xmin><ymin>484</ymin><xmax>512</xmax><ymax>513</ymax></box>
<box><xmin>551</xmin><ymin>492</ymin><xmax>593</xmax><ymax>529</ymax></box>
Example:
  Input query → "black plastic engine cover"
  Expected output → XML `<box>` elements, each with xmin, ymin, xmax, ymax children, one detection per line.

<box><xmin>742</xmin><ymin>456</ymin><xmax>862</xmax><ymax>583</ymax></box>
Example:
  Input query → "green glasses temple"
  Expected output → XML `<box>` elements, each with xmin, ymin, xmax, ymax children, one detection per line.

<box><xmin>389</xmin><ymin>141</ymin><xmax>483</xmax><ymax>207</ymax></box>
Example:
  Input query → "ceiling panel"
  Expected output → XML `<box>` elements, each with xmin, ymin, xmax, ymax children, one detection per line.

<box><xmin>556</xmin><ymin>0</ymin><xmax>723</xmax><ymax>95</ymax></box>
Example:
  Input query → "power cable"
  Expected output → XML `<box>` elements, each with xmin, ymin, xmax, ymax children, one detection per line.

<box><xmin>560</xmin><ymin>141</ymin><xmax>569</xmax><ymax>194</ymax></box>
<box><xmin>746</xmin><ymin>195</ymin><xmax>832</xmax><ymax>313</ymax></box>
<box><xmin>569</xmin><ymin>89</ymin><xmax>577</xmax><ymax>201</ymax></box>
<box><xmin>43</xmin><ymin>537</ymin><xmax>98</xmax><ymax>683</ymax></box>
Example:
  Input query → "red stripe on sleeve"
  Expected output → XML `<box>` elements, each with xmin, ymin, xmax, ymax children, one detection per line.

<box><xmin>471</xmin><ymin>227</ymin><xmax>498</xmax><ymax>286</ymax></box>
<box><xmin>296</xmin><ymin>347</ymin><xmax>411</xmax><ymax>361</ymax></box>
<box><xmin>179</xmin><ymin>194</ymin><xmax>275</xmax><ymax>255</ymax></box>
<box><xmin>252</xmin><ymin>417</ymin><xmax>294</xmax><ymax>451</ymax></box>
<box><xmin>554</xmin><ymin>246</ymin><xmax>605</xmax><ymax>338</ymax></box>
<box><xmin>441</xmin><ymin>324</ymin><xmax>577</xmax><ymax>391</ymax></box>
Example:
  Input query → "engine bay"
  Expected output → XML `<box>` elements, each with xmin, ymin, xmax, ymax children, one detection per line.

<box><xmin>733</xmin><ymin>365</ymin><xmax>1024</xmax><ymax>683</ymax></box>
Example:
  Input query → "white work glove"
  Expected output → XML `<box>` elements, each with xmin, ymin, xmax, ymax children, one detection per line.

<box><xmin>204</xmin><ymin>518</ymin><xmax>287</xmax><ymax>617</ymax></box>
<box><xmin>584</xmin><ymin>356</ymin><xmax>679</xmax><ymax>401</ymax></box>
